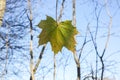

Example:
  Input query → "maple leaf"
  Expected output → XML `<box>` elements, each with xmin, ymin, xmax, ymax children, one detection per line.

<box><xmin>38</xmin><ymin>16</ymin><xmax>78</xmax><ymax>54</ymax></box>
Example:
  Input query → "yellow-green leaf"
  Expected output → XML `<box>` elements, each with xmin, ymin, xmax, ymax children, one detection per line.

<box><xmin>38</xmin><ymin>16</ymin><xmax>78</xmax><ymax>54</ymax></box>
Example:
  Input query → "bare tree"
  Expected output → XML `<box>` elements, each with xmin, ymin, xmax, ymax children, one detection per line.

<box><xmin>72</xmin><ymin>0</ymin><xmax>81</xmax><ymax>80</ymax></box>
<box><xmin>0</xmin><ymin>0</ymin><xmax>6</xmax><ymax>26</ymax></box>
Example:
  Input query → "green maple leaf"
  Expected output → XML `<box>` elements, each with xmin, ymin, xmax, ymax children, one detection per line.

<box><xmin>38</xmin><ymin>16</ymin><xmax>78</xmax><ymax>54</ymax></box>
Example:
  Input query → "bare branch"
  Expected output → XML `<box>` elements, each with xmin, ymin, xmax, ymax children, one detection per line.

<box><xmin>27</xmin><ymin>0</ymin><xmax>35</xmax><ymax>80</ymax></box>
<box><xmin>58</xmin><ymin>0</ymin><xmax>65</xmax><ymax>21</ymax></box>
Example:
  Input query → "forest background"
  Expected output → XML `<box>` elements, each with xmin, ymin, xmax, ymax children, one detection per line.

<box><xmin>0</xmin><ymin>0</ymin><xmax>120</xmax><ymax>80</ymax></box>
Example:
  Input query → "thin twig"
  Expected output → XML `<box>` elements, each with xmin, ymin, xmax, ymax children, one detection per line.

<box><xmin>33</xmin><ymin>44</ymin><xmax>46</xmax><ymax>73</ymax></box>
<box><xmin>56</xmin><ymin>0</ymin><xmax>58</xmax><ymax>22</ymax></box>
<box><xmin>58</xmin><ymin>0</ymin><xmax>65</xmax><ymax>22</ymax></box>
<box><xmin>79</xmin><ymin>23</ymin><xmax>89</xmax><ymax>59</ymax></box>
<box><xmin>53</xmin><ymin>55</ymin><xmax>56</xmax><ymax>80</ymax></box>
<box><xmin>100</xmin><ymin>0</ymin><xmax>112</xmax><ymax>80</ymax></box>
<box><xmin>87</xmin><ymin>25</ymin><xmax>100</xmax><ymax>80</ymax></box>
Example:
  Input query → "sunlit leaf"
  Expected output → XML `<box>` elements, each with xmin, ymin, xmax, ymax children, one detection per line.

<box><xmin>38</xmin><ymin>16</ymin><xmax>78</xmax><ymax>54</ymax></box>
